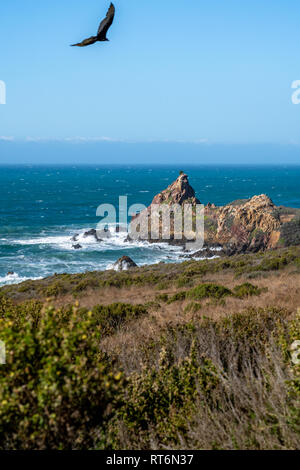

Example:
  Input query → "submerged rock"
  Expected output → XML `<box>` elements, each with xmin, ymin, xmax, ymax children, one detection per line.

<box><xmin>82</xmin><ymin>228</ymin><xmax>104</xmax><ymax>241</ymax></box>
<box><xmin>111</xmin><ymin>256</ymin><xmax>137</xmax><ymax>272</ymax></box>
<box><xmin>83</xmin><ymin>229</ymin><xmax>97</xmax><ymax>239</ymax></box>
<box><xmin>72</xmin><ymin>244</ymin><xmax>82</xmax><ymax>250</ymax></box>
<box><xmin>7</xmin><ymin>271</ymin><xmax>15</xmax><ymax>276</ymax></box>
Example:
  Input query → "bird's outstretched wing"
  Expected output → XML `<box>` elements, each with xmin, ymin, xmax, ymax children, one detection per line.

<box><xmin>97</xmin><ymin>3</ymin><xmax>115</xmax><ymax>39</ymax></box>
<box><xmin>71</xmin><ymin>36</ymin><xmax>98</xmax><ymax>47</ymax></box>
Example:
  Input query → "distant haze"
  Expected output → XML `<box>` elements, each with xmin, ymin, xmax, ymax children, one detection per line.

<box><xmin>0</xmin><ymin>142</ymin><xmax>300</xmax><ymax>165</ymax></box>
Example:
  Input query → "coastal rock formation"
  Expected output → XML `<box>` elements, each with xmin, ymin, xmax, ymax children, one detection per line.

<box><xmin>130</xmin><ymin>173</ymin><xmax>201</xmax><ymax>243</ymax></box>
<box><xmin>151</xmin><ymin>172</ymin><xmax>200</xmax><ymax>206</ymax></box>
<box><xmin>131</xmin><ymin>172</ymin><xmax>300</xmax><ymax>255</ymax></box>
<box><xmin>111</xmin><ymin>256</ymin><xmax>137</xmax><ymax>272</ymax></box>
<box><xmin>204</xmin><ymin>194</ymin><xmax>300</xmax><ymax>254</ymax></box>
<box><xmin>205</xmin><ymin>194</ymin><xmax>281</xmax><ymax>254</ymax></box>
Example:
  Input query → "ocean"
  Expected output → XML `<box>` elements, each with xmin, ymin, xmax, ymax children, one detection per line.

<box><xmin>0</xmin><ymin>165</ymin><xmax>299</xmax><ymax>287</ymax></box>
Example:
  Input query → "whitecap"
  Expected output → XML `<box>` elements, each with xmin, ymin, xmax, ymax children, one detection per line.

<box><xmin>0</xmin><ymin>273</ymin><xmax>43</xmax><ymax>287</ymax></box>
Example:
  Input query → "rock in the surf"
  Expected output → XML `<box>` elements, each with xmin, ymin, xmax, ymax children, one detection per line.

<box><xmin>72</xmin><ymin>244</ymin><xmax>82</xmax><ymax>250</ymax></box>
<box><xmin>83</xmin><ymin>228</ymin><xmax>106</xmax><ymax>241</ymax></box>
<box><xmin>111</xmin><ymin>256</ymin><xmax>137</xmax><ymax>272</ymax></box>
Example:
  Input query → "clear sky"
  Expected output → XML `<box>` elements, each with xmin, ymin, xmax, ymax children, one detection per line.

<box><xmin>1</xmin><ymin>0</ymin><xmax>300</xmax><ymax>163</ymax></box>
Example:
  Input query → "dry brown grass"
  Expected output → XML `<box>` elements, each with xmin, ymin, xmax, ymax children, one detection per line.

<box><xmin>99</xmin><ymin>270</ymin><xmax>300</xmax><ymax>370</ymax></box>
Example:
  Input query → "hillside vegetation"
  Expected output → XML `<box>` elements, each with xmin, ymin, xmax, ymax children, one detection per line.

<box><xmin>0</xmin><ymin>246</ymin><xmax>299</xmax><ymax>449</ymax></box>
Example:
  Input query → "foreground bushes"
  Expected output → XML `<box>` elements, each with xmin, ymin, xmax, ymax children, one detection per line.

<box><xmin>0</xmin><ymin>294</ymin><xmax>299</xmax><ymax>450</ymax></box>
<box><xmin>106</xmin><ymin>307</ymin><xmax>300</xmax><ymax>450</ymax></box>
<box><xmin>0</xmin><ymin>297</ymin><xmax>146</xmax><ymax>449</ymax></box>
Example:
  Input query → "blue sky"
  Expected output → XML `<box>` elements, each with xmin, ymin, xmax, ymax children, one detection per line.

<box><xmin>1</xmin><ymin>0</ymin><xmax>300</xmax><ymax>163</ymax></box>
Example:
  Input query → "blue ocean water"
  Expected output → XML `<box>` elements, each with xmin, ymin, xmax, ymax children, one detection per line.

<box><xmin>0</xmin><ymin>165</ymin><xmax>299</xmax><ymax>286</ymax></box>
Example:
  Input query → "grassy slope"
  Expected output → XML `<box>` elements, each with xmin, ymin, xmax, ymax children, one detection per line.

<box><xmin>0</xmin><ymin>246</ymin><xmax>300</xmax><ymax>449</ymax></box>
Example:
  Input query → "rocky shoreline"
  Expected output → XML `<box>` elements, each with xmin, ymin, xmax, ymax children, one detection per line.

<box><xmin>68</xmin><ymin>172</ymin><xmax>300</xmax><ymax>270</ymax></box>
<box><xmin>126</xmin><ymin>172</ymin><xmax>300</xmax><ymax>256</ymax></box>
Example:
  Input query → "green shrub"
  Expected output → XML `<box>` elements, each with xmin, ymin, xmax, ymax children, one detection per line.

<box><xmin>72</xmin><ymin>279</ymin><xmax>99</xmax><ymax>294</ymax></box>
<box><xmin>187</xmin><ymin>283</ymin><xmax>232</xmax><ymax>301</ymax></box>
<box><xmin>91</xmin><ymin>303</ymin><xmax>147</xmax><ymax>335</ymax></box>
<box><xmin>107</xmin><ymin>345</ymin><xmax>219</xmax><ymax>448</ymax></box>
<box><xmin>259</xmin><ymin>257</ymin><xmax>287</xmax><ymax>271</ymax></box>
<box><xmin>233</xmin><ymin>282</ymin><xmax>265</xmax><ymax>298</ymax></box>
<box><xmin>43</xmin><ymin>282</ymin><xmax>67</xmax><ymax>298</ymax></box>
<box><xmin>0</xmin><ymin>304</ymin><xmax>124</xmax><ymax>450</ymax></box>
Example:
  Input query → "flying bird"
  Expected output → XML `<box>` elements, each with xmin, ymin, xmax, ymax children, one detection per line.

<box><xmin>71</xmin><ymin>3</ymin><xmax>115</xmax><ymax>47</ymax></box>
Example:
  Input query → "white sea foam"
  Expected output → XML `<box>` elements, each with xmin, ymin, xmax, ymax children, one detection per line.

<box><xmin>6</xmin><ymin>227</ymin><xmax>223</xmax><ymax>259</ymax></box>
<box><xmin>2</xmin><ymin>226</ymin><xmax>221</xmax><ymax>285</ymax></box>
<box><xmin>0</xmin><ymin>273</ymin><xmax>43</xmax><ymax>287</ymax></box>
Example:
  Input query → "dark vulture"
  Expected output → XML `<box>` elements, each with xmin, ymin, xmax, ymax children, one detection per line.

<box><xmin>71</xmin><ymin>3</ymin><xmax>115</xmax><ymax>47</ymax></box>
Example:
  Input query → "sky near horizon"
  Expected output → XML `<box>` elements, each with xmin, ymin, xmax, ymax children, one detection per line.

<box><xmin>1</xmin><ymin>0</ymin><xmax>300</xmax><ymax>163</ymax></box>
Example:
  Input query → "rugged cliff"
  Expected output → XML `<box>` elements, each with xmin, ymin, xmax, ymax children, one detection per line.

<box><xmin>131</xmin><ymin>172</ymin><xmax>300</xmax><ymax>254</ymax></box>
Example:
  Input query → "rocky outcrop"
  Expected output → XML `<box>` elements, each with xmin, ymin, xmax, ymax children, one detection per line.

<box><xmin>130</xmin><ymin>173</ymin><xmax>201</xmax><ymax>243</ymax></box>
<box><xmin>151</xmin><ymin>172</ymin><xmax>200</xmax><ymax>206</ymax></box>
<box><xmin>111</xmin><ymin>256</ymin><xmax>137</xmax><ymax>272</ymax></box>
<box><xmin>206</xmin><ymin>194</ymin><xmax>281</xmax><ymax>254</ymax></box>
<box><xmin>204</xmin><ymin>194</ymin><xmax>300</xmax><ymax>254</ymax></box>
<box><xmin>131</xmin><ymin>172</ymin><xmax>300</xmax><ymax>255</ymax></box>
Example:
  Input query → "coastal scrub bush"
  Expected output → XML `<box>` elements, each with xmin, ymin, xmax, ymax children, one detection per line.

<box><xmin>99</xmin><ymin>273</ymin><xmax>165</xmax><ymax>289</ymax></box>
<box><xmin>233</xmin><ymin>282</ymin><xmax>265</xmax><ymax>298</ymax></box>
<box><xmin>258</xmin><ymin>256</ymin><xmax>288</xmax><ymax>271</ymax></box>
<box><xmin>91</xmin><ymin>303</ymin><xmax>147</xmax><ymax>335</ymax></box>
<box><xmin>72</xmin><ymin>278</ymin><xmax>100</xmax><ymax>294</ymax></box>
<box><xmin>0</xmin><ymin>304</ymin><xmax>125</xmax><ymax>450</ymax></box>
<box><xmin>0</xmin><ymin>295</ymin><xmax>42</xmax><ymax>326</ymax></box>
<box><xmin>166</xmin><ymin>283</ymin><xmax>234</xmax><ymax>305</ymax></box>
<box><xmin>187</xmin><ymin>283</ymin><xmax>232</xmax><ymax>301</ymax></box>
<box><xmin>106</xmin><ymin>345</ymin><xmax>220</xmax><ymax>449</ymax></box>
<box><xmin>43</xmin><ymin>281</ymin><xmax>67</xmax><ymax>298</ymax></box>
